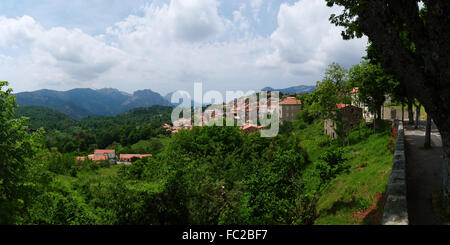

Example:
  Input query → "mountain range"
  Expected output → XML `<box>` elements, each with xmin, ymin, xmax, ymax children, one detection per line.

<box><xmin>261</xmin><ymin>85</ymin><xmax>316</xmax><ymax>95</ymax></box>
<box><xmin>14</xmin><ymin>85</ymin><xmax>316</xmax><ymax>119</ymax></box>
<box><xmin>15</xmin><ymin>88</ymin><xmax>171</xmax><ymax>119</ymax></box>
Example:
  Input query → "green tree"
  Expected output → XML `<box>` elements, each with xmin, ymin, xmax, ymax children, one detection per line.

<box><xmin>349</xmin><ymin>61</ymin><xmax>395</xmax><ymax>120</ymax></box>
<box><xmin>0</xmin><ymin>81</ymin><xmax>44</xmax><ymax>224</ymax></box>
<box><xmin>315</xmin><ymin>63</ymin><xmax>351</xmax><ymax>116</ymax></box>
<box><xmin>325</xmin><ymin>0</ymin><xmax>450</xmax><ymax>206</ymax></box>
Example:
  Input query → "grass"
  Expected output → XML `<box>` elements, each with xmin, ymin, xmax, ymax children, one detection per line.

<box><xmin>314</xmin><ymin>133</ymin><xmax>393</xmax><ymax>225</ymax></box>
<box><xmin>55</xmin><ymin>165</ymin><xmax>120</xmax><ymax>187</ymax></box>
<box><xmin>296</xmin><ymin>120</ymin><xmax>394</xmax><ymax>225</ymax></box>
<box><xmin>296</xmin><ymin>121</ymin><xmax>332</xmax><ymax>162</ymax></box>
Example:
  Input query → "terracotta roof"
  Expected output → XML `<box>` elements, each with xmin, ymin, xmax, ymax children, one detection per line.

<box><xmin>88</xmin><ymin>154</ymin><xmax>108</xmax><ymax>162</ymax></box>
<box><xmin>336</xmin><ymin>104</ymin><xmax>351</xmax><ymax>109</ymax></box>
<box><xmin>173</xmin><ymin>118</ymin><xmax>192</xmax><ymax>127</ymax></box>
<box><xmin>239</xmin><ymin>124</ymin><xmax>264</xmax><ymax>130</ymax></box>
<box><xmin>280</xmin><ymin>97</ymin><xmax>302</xmax><ymax>105</ymax></box>
<box><xmin>94</xmin><ymin>149</ymin><xmax>115</xmax><ymax>155</ymax></box>
<box><xmin>119</xmin><ymin>154</ymin><xmax>152</xmax><ymax>160</ymax></box>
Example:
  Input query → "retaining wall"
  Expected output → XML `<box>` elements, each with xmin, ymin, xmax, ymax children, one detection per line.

<box><xmin>382</xmin><ymin>121</ymin><xmax>409</xmax><ymax>225</ymax></box>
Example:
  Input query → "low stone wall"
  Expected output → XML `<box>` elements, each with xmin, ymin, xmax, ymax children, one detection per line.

<box><xmin>382</xmin><ymin>121</ymin><xmax>409</xmax><ymax>225</ymax></box>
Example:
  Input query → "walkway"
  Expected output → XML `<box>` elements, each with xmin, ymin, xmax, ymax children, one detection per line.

<box><xmin>404</xmin><ymin>120</ymin><xmax>443</xmax><ymax>225</ymax></box>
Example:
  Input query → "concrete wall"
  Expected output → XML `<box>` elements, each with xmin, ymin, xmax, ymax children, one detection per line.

<box><xmin>382</xmin><ymin>121</ymin><xmax>409</xmax><ymax>225</ymax></box>
<box><xmin>382</xmin><ymin>107</ymin><xmax>425</xmax><ymax>121</ymax></box>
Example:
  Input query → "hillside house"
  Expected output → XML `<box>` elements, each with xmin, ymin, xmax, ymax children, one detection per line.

<box><xmin>280</xmin><ymin>97</ymin><xmax>303</xmax><ymax>121</ymax></box>
<box><xmin>324</xmin><ymin>104</ymin><xmax>363</xmax><ymax>139</ymax></box>
<box><xmin>119</xmin><ymin>154</ymin><xmax>152</xmax><ymax>165</ymax></box>
<box><xmin>350</xmin><ymin>87</ymin><xmax>397</xmax><ymax>121</ymax></box>
<box><xmin>86</xmin><ymin>149</ymin><xmax>115</xmax><ymax>163</ymax></box>
<box><xmin>94</xmin><ymin>149</ymin><xmax>116</xmax><ymax>159</ymax></box>
<box><xmin>88</xmin><ymin>154</ymin><xmax>109</xmax><ymax>162</ymax></box>
<box><xmin>77</xmin><ymin>149</ymin><xmax>154</xmax><ymax>165</ymax></box>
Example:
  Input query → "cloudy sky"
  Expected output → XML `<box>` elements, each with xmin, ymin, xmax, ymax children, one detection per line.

<box><xmin>0</xmin><ymin>0</ymin><xmax>367</xmax><ymax>95</ymax></box>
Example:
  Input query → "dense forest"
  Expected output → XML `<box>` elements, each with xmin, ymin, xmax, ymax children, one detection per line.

<box><xmin>0</xmin><ymin>60</ymin><xmax>396</xmax><ymax>224</ymax></box>
<box><xmin>15</xmin><ymin>105</ymin><xmax>173</xmax><ymax>155</ymax></box>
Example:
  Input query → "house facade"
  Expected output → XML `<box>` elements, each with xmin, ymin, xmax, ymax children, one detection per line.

<box><xmin>94</xmin><ymin>149</ymin><xmax>116</xmax><ymax>159</ymax></box>
<box><xmin>280</xmin><ymin>97</ymin><xmax>303</xmax><ymax>121</ymax></box>
<box><xmin>324</xmin><ymin>104</ymin><xmax>363</xmax><ymax>139</ymax></box>
<box><xmin>350</xmin><ymin>87</ymin><xmax>398</xmax><ymax>121</ymax></box>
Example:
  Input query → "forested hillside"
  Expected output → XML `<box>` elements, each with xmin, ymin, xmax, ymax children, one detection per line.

<box><xmin>15</xmin><ymin>106</ymin><xmax>77</xmax><ymax>131</ymax></box>
<box><xmin>15</xmin><ymin>88</ymin><xmax>172</xmax><ymax>119</ymax></box>
<box><xmin>15</xmin><ymin>105</ymin><xmax>173</xmax><ymax>155</ymax></box>
<box><xmin>1</xmin><ymin>70</ymin><xmax>395</xmax><ymax>224</ymax></box>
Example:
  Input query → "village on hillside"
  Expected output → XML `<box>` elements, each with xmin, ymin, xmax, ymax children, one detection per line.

<box><xmin>164</xmin><ymin>88</ymin><xmax>424</xmax><ymax>138</ymax></box>
<box><xmin>163</xmin><ymin>95</ymin><xmax>304</xmax><ymax>134</ymax></box>
<box><xmin>74</xmin><ymin>88</ymin><xmax>424</xmax><ymax>166</ymax></box>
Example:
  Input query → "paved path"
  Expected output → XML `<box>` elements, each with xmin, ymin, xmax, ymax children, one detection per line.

<box><xmin>404</xmin><ymin>120</ymin><xmax>443</xmax><ymax>225</ymax></box>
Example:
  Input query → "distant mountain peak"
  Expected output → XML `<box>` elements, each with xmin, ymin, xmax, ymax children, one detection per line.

<box><xmin>14</xmin><ymin>87</ymin><xmax>172</xmax><ymax>119</ymax></box>
<box><xmin>261</xmin><ymin>87</ymin><xmax>275</xmax><ymax>91</ymax></box>
<box><xmin>260</xmin><ymin>85</ymin><xmax>316</xmax><ymax>95</ymax></box>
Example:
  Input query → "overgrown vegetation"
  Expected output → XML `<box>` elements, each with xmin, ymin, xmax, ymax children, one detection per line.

<box><xmin>1</xmin><ymin>59</ymin><xmax>396</xmax><ymax>225</ymax></box>
<box><xmin>15</xmin><ymin>105</ymin><xmax>173</xmax><ymax>155</ymax></box>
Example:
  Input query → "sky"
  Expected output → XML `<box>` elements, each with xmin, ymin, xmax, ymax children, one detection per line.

<box><xmin>0</xmin><ymin>0</ymin><xmax>368</xmax><ymax>96</ymax></box>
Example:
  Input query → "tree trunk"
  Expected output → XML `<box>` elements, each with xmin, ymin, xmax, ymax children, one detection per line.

<box><xmin>424</xmin><ymin>115</ymin><xmax>432</xmax><ymax>149</ymax></box>
<box><xmin>408</xmin><ymin>100</ymin><xmax>414</xmax><ymax>125</ymax></box>
<box><xmin>377</xmin><ymin>106</ymin><xmax>382</xmax><ymax>120</ymax></box>
<box><xmin>373</xmin><ymin>118</ymin><xmax>376</xmax><ymax>134</ymax></box>
<box><xmin>329</xmin><ymin>0</ymin><xmax>450</xmax><ymax>207</ymax></box>
<box><xmin>415</xmin><ymin>104</ymin><xmax>421</xmax><ymax>129</ymax></box>
<box><xmin>401</xmin><ymin>102</ymin><xmax>404</xmax><ymax>125</ymax></box>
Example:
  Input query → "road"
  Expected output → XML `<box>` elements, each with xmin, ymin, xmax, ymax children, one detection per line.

<box><xmin>404</xmin><ymin>120</ymin><xmax>443</xmax><ymax>225</ymax></box>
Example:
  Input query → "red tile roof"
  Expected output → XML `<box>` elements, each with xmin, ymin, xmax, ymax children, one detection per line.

<box><xmin>280</xmin><ymin>97</ymin><xmax>302</xmax><ymax>105</ymax></box>
<box><xmin>119</xmin><ymin>154</ymin><xmax>152</xmax><ymax>161</ymax></box>
<box><xmin>88</xmin><ymin>154</ymin><xmax>108</xmax><ymax>162</ymax></box>
<box><xmin>336</xmin><ymin>104</ymin><xmax>351</xmax><ymax>109</ymax></box>
<box><xmin>94</xmin><ymin>149</ymin><xmax>115</xmax><ymax>155</ymax></box>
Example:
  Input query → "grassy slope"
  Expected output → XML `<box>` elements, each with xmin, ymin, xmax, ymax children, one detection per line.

<box><xmin>55</xmin><ymin>165</ymin><xmax>121</xmax><ymax>187</ymax></box>
<box><xmin>297</xmin><ymin>121</ymin><xmax>394</xmax><ymax>225</ymax></box>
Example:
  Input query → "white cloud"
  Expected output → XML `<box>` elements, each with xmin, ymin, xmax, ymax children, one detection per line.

<box><xmin>108</xmin><ymin>0</ymin><xmax>226</xmax><ymax>44</ymax></box>
<box><xmin>250</xmin><ymin>0</ymin><xmax>264</xmax><ymax>22</ymax></box>
<box><xmin>0</xmin><ymin>0</ymin><xmax>368</xmax><ymax>94</ymax></box>
<box><xmin>0</xmin><ymin>16</ymin><xmax>42</xmax><ymax>47</ymax></box>
<box><xmin>233</xmin><ymin>4</ymin><xmax>250</xmax><ymax>31</ymax></box>
<box><xmin>0</xmin><ymin>15</ymin><xmax>125</xmax><ymax>90</ymax></box>
<box><xmin>260</xmin><ymin>0</ymin><xmax>367</xmax><ymax>78</ymax></box>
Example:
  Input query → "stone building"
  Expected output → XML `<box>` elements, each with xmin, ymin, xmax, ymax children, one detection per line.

<box><xmin>324</xmin><ymin>104</ymin><xmax>363</xmax><ymax>139</ymax></box>
<box><xmin>280</xmin><ymin>97</ymin><xmax>303</xmax><ymax>121</ymax></box>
